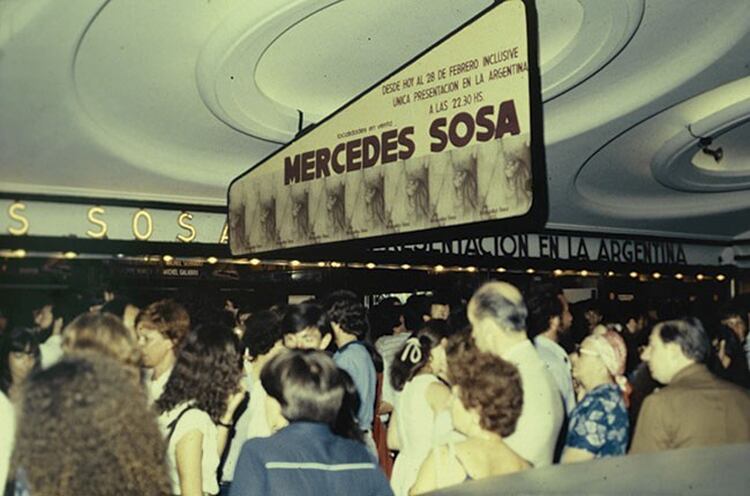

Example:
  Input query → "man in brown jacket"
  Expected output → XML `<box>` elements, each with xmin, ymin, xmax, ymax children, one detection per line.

<box><xmin>631</xmin><ymin>317</ymin><xmax>750</xmax><ymax>453</ymax></box>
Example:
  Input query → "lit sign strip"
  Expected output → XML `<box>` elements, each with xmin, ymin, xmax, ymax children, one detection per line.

<box><xmin>1</xmin><ymin>200</ymin><xmax>228</xmax><ymax>244</ymax></box>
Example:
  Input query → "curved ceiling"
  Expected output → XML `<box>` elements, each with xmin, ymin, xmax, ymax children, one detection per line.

<box><xmin>1</xmin><ymin>0</ymin><xmax>749</xmax><ymax>242</ymax></box>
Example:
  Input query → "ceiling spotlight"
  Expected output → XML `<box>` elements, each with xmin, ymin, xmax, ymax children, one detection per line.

<box><xmin>629</xmin><ymin>271</ymin><xmax>639</xmax><ymax>278</ymax></box>
<box><xmin>331</xmin><ymin>261</ymin><xmax>342</xmax><ymax>268</ymax></box>
<box><xmin>553</xmin><ymin>269</ymin><xmax>563</xmax><ymax>276</ymax></box>
<box><xmin>249</xmin><ymin>258</ymin><xmax>261</xmax><ymax>265</ymax></box>
<box><xmin>580</xmin><ymin>270</ymin><xmax>589</xmax><ymax>277</ymax></box>
<box><xmin>496</xmin><ymin>267</ymin><xmax>507</xmax><ymax>273</ymax></box>
<box><xmin>606</xmin><ymin>271</ymin><xmax>615</xmax><ymax>277</ymax></box>
<box><xmin>675</xmin><ymin>273</ymin><xmax>684</xmax><ymax>280</ymax></box>
<box><xmin>366</xmin><ymin>262</ymin><xmax>376</xmax><ymax>269</ymax></box>
<box><xmin>652</xmin><ymin>272</ymin><xmax>661</xmax><ymax>279</ymax></box>
<box><xmin>63</xmin><ymin>251</ymin><xmax>78</xmax><ymax>259</ymax></box>
<box><xmin>162</xmin><ymin>254</ymin><xmax>173</xmax><ymax>263</ymax></box>
<box><xmin>716</xmin><ymin>274</ymin><xmax>726</xmax><ymax>282</ymax></box>
<box><xmin>317</xmin><ymin>261</ymin><xmax>326</xmax><ymax>267</ymax></box>
<box><xmin>435</xmin><ymin>264</ymin><xmax>445</xmax><ymax>272</ymax></box>
<box><xmin>526</xmin><ymin>268</ymin><xmax>535</xmax><ymax>274</ymax></box>
<box><xmin>401</xmin><ymin>264</ymin><xmax>411</xmax><ymax>270</ymax></box>
<box><xmin>15</xmin><ymin>249</ymin><xmax>27</xmax><ymax>258</ymax></box>
<box><xmin>116</xmin><ymin>253</ymin><xmax>125</xmax><ymax>259</ymax></box>
<box><xmin>290</xmin><ymin>260</ymin><xmax>301</xmax><ymax>267</ymax></box>
<box><xmin>466</xmin><ymin>266</ymin><xmax>477</xmax><ymax>273</ymax></box>
<box><xmin>696</xmin><ymin>273</ymin><xmax>704</xmax><ymax>281</ymax></box>
<box><xmin>207</xmin><ymin>256</ymin><xmax>218</xmax><ymax>264</ymax></box>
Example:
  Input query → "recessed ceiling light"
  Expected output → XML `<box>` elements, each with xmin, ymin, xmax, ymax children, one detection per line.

<box><xmin>496</xmin><ymin>267</ymin><xmax>506</xmax><ymax>273</ymax></box>
<box><xmin>716</xmin><ymin>274</ymin><xmax>726</xmax><ymax>282</ymax></box>
<box><xmin>466</xmin><ymin>266</ymin><xmax>477</xmax><ymax>273</ymax></box>
<box><xmin>366</xmin><ymin>262</ymin><xmax>376</xmax><ymax>269</ymax></box>
<box><xmin>434</xmin><ymin>265</ymin><xmax>445</xmax><ymax>272</ymax></box>
<box><xmin>290</xmin><ymin>260</ymin><xmax>301</xmax><ymax>266</ymax></box>
<box><xmin>63</xmin><ymin>251</ymin><xmax>78</xmax><ymax>259</ymax></box>
<box><xmin>526</xmin><ymin>268</ymin><xmax>535</xmax><ymax>274</ymax></box>
<box><xmin>207</xmin><ymin>256</ymin><xmax>218</xmax><ymax>264</ymax></box>
<box><xmin>553</xmin><ymin>269</ymin><xmax>563</xmax><ymax>276</ymax></box>
<box><xmin>696</xmin><ymin>273</ymin><xmax>704</xmax><ymax>281</ymax></box>
<box><xmin>629</xmin><ymin>271</ymin><xmax>639</xmax><ymax>278</ymax></box>
<box><xmin>675</xmin><ymin>273</ymin><xmax>684</xmax><ymax>280</ymax></box>
<box><xmin>162</xmin><ymin>254</ymin><xmax>173</xmax><ymax>263</ymax></box>
<box><xmin>401</xmin><ymin>264</ymin><xmax>411</xmax><ymax>270</ymax></box>
<box><xmin>580</xmin><ymin>270</ymin><xmax>589</xmax><ymax>277</ymax></box>
<box><xmin>652</xmin><ymin>272</ymin><xmax>661</xmax><ymax>279</ymax></box>
<box><xmin>250</xmin><ymin>258</ymin><xmax>261</xmax><ymax>265</ymax></box>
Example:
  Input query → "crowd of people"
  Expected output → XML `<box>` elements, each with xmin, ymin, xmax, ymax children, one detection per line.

<box><xmin>1</xmin><ymin>280</ymin><xmax>749</xmax><ymax>495</ymax></box>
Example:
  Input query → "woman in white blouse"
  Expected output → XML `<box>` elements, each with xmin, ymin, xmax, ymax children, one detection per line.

<box><xmin>156</xmin><ymin>324</ymin><xmax>245</xmax><ymax>496</ymax></box>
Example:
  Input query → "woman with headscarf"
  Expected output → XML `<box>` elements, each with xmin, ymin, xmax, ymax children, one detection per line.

<box><xmin>562</xmin><ymin>330</ymin><xmax>630</xmax><ymax>463</ymax></box>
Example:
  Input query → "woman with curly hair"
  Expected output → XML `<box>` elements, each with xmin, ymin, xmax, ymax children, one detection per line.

<box><xmin>411</xmin><ymin>334</ymin><xmax>528</xmax><ymax>494</ymax></box>
<box><xmin>12</xmin><ymin>353</ymin><xmax>171</xmax><ymax>496</ymax></box>
<box><xmin>155</xmin><ymin>324</ymin><xmax>245</xmax><ymax>496</ymax></box>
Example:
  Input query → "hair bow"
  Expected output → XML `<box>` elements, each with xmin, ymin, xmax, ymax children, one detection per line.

<box><xmin>401</xmin><ymin>337</ymin><xmax>423</xmax><ymax>364</ymax></box>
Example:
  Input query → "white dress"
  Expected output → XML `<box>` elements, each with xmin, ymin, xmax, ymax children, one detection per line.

<box><xmin>158</xmin><ymin>403</ymin><xmax>220</xmax><ymax>495</ymax></box>
<box><xmin>390</xmin><ymin>374</ymin><xmax>452</xmax><ymax>496</ymax></box>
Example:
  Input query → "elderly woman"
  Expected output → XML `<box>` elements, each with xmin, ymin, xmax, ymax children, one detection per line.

<box><xmin>562</xmin><ymin>330</ymin><xmax>630</xmax><ymax>463</ymax></box>
<box><xmin>410</xmin><ymin>334</ymin><xmax>528</xmax><ymax>494</ymax></box>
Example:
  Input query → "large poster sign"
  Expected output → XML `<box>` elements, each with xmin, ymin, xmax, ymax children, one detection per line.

<box><xmin>229</xmin><ymin>0</ymin><xmax>544</xmax><ymax>256</ymax></box>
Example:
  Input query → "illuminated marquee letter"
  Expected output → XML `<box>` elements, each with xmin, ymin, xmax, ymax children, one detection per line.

<box><xmin>8</xmin><ymin>202</ymin><xmax>29</xmax><ymax>236</ymax></box>
<box><xmin>219</xmin><ymin>221</ymin><xmax>229</xmax><ymax>244</ymax></box>
<box><xmin>86</xmin><ymin>207</ymin><xmax>108</xmax><ymax>239</ymax></box>
<box><xmin>177</xmin><ymin>212</ymin><xmax>196</xmax><ymax>243</ymax></box>
<box><xmin>132</xmin><ymin>210</ymin><xmax>153</xmax><ymax>241</ymax></box>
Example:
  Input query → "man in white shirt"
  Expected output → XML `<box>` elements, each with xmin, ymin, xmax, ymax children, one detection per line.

<box><xmin>469</xmin><ymin>281</ymin><xmax>564</xmax><ymax>468</ymax></box>
<box><xmin>135</xmin><ymin>299</ymin><xmax>191</xmax><ymax>404</ymax></box>
<box><xmin>526</xmin><ymin>286</ymin><xmax>576</xmax><ymax>415</ymax></box>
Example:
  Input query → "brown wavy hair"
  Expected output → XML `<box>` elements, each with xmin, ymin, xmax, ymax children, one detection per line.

<box><xmin>63</xmin><ymin>312</ymin><xmax>141</xmax><ymax>369</ymax></box>
<box><xmin>13</xmin><ymin>353</ymin><xmax>171</xmax><ymax>496</ymax></box>
<box><xmin>155</xmin><ymin>324</ymin><xmax>242</xmax><ymax>422</ymax></box>
<box><xmin>135</xmin><ymin>299</ymin><xmax>190</xmax><ymax>345</ymax></box>
<box><xmin>447</xmin><ymin>333</ymin><xmax>523</xmax><ymax>437</ymax></box>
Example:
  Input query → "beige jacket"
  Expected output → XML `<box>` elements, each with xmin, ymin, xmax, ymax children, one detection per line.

<box><xmin>631</xmin><ymin>363</ymin><xmax>750</xmax><ymax>453</ymax></box>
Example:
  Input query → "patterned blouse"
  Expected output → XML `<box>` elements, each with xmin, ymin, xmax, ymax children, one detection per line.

<box><xmin>565</xmin><ymin>383</ymin><xmax>629</xmax><ymax>457</ymax></box>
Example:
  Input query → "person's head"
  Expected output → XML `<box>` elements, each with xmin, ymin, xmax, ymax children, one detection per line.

<box><xmin>404</xmin><ymin>294</ymin><xmax>431</xmax><ymax>331</ymax></box>
<box><xmin>583</xmin><ymin>301</ymin><xmax>604</xmax><ymax>330</ymax></box>
<box><xmin>446</xmin><ymin>333</ymin><xmax>523</xmax><ymax>439</ymax></box>
<box><xmin>429</xmin><ymin>292</ymin><xmax>452</xmax><ymax>321</ymax></box>
<box><xmin>32</xmin><ymin>298</ymin><xmax>55</xmax><ymax>331</ymax></box>
<box><xmin>281</xmin><ymin>302</ymin><xmax>333</xmax><ymax>351</ymax></box>
<box><xmin>468</xmin><ymin>282</ymin><xmax>528</xmax><ymax>354</ymax></box>
<box><xmin>62</xmin><ymin>312</ymin><xmax>140</xmax><ymax>371</ymax></box>
<box><xmin>571</xmin><ymin>331</ymin><xmax>627</xmax><ymax>392</ymax></box>
<box><xmin>134</xmin><ymin>299</ymin><xmax>190</xmax><ymax>369</ymax></box>
<box><xmin>13</xmin><ymin>354</ymin><xmax>171</xmax><ymax>496</ymax></box>
<box><xmin>720</xmin><ymin>302</ymin><xmax>748</xmax><ymax>343</ymax></box>
<box><xmin>391</xmin><ymin>321</ymin><xmax>451</xmax><ymax>391</ymax></box>
<box><xmin>525</xmin><ymin>285</ymin><xmax>565</xmax><ymax>340</ymax></box>
<box><xmin>368</xmin><ymin>301</ymin><xmax>406</xmax><ymax>341</ymax></box>
<box><xmin>324</xmin><ymin>292</ymin><xmax>369</xmax><ymax>342</ymax></box>
<box><xmin>242</xmin><ymin>309</ymin><xmax>285</xmax><ymax>366</ymax></box>
<box><xmin>641</xmin><ymin>318</ymin><xmax>710</xmax><ymax>384</ymax></box>
<box><xmin>156</xmin><ymin>324</ymin><xmax>243</xmax><ymax>423</ymax></box>
<box><xmin>261</xmin><ymin>349</ymin><xmax>350</xmax><ymax>432</ymax></box>
<box><xmin>622</xmin><ymin>302</ymin><xmax>647</xmax><ymax>335</ymax></box>
<box><xmin>0</xmin><ymin>326</ymin><xmax>40</xmax><ymax>393</ymax></box>
<box><xmin>100</xmin><ymin>298</ymin><xmax>140</xmax><ymax>333</ymax></box>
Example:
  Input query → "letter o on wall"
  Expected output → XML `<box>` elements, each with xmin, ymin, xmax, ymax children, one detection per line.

<box><xmin>132</xmin><ymin>210</ymin><xmax>153</xmax><ymax>241</ymax></box>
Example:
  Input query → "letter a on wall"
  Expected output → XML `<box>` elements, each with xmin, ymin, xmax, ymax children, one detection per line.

<box><xmin>228</xmin><ymin>0</ymin><xmax>546</xmax><ymax>257</ymax></box>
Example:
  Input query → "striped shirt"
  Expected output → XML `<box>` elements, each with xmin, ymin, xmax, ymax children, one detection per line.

<box><xmin>229</xmin><ymin>422</ymin><xmax>392</xmax><ymax>496</ymax></box>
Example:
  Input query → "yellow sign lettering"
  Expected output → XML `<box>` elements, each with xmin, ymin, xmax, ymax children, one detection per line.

<box><xmin>8</xmin><ymin>202</ymin><xmax>29</xmax><ymax>236</ymax></box>
<box><xmin>86</xmin><ymin>206</ymin><xmax>108</xmax><ymax>239</ymax></box>
<box><xmin>219</xmin><ymin>221</ymin><xmax>229</xmax><ymax>244</ymax></box>
<box><xmin>132</xmin><ymin>210</ymin><xmax>153</xmax><ymax>241</ymax></box>
<box><xmin>177</xmin><ymin>212</ymin><xmax>197</xmax><ymax>243</ymax></box>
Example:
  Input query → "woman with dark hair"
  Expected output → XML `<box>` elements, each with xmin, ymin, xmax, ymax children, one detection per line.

<box><xmin>12</xmin><ymin>353</ymin><xmax>171</xmax><ymax>496</ymax></box>
<box><xmin>411</xmin><ymin>334</ymin><xmax>528</xmax><ymax>493</ymax></box>
<box><xmin>229</xmin><ymin>349</ymin><xmax>391</xmax><ymax>495</ymax></box>
<box><xmin>388</xmin><ymin>325</ymin><xmax>452</xmax><ymax>496</ymax></box>
<box><xmin>0</xmin><ymin>327</ymin><xmax>40</xmax><ymax>401</ymax></box>
<box><xmin>156</xmin><ymin>324</ymin><xmax>245</xmax><ymax>496</ymax></box>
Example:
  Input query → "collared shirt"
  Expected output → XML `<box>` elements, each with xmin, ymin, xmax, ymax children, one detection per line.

<box><xmin>229</xmin><ymin>422</ymin><xmax>392</xmax><ymax>496</ymax></box>
<box><xmin>334</xmin><ymin>341</ymin><xmax>376</xmax><ymax>431</ymax></box>
<box><xmin>501</xmin><ymin>340</ymin><xmax>564</xmax><ymax>468</ymax></box>
<box><xmin>565</xmin><ymin>383</ymin><xmax>629</xmax><ymax>458</ymax></box>
<box><xmin>534</xmin><ymin>335</ymin><xmax>576</xmax><ymax>415</ymax></box>
<box><xmin>631</xmin><ymin>363</ymin><xmax>750</xmax><ymax>453</ymax></box>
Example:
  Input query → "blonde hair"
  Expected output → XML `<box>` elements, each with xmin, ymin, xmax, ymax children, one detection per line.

<box><xmin>63</xmin><ymin>312</ymin><xmax>141</xmax><ymax>368</ymax></box>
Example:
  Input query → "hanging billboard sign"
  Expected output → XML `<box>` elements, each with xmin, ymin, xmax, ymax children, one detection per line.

<box><xmin>228</xmin><ymin>0</ymin><xmax>546</xmax><ymax>257</ymax></box>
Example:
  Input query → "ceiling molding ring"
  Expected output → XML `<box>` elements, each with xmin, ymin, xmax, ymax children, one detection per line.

<box><xmin>196</xmin><ymin>0</ymin><xmax>342</xmax><ymax>144</ymax></box>
<box><xmin>539</xmin><ymin>0</ymin><xmax>644</xmax><ymax>102</ymax></box>
<box><xmin>652</xmin><ymin>96</ymin><xmax>750</xmax><ymax>193</ymax></box>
